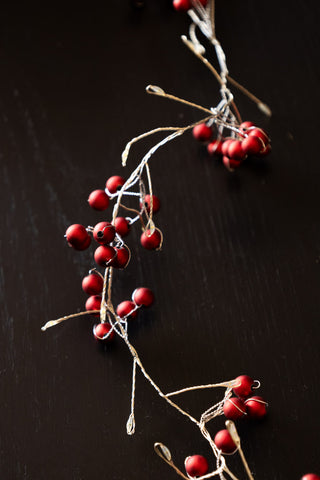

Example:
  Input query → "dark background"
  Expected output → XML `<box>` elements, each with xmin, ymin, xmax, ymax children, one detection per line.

<box><xmin>0</xmin><ymin>1</ymin><xmax>319</xmax><ymax>479</ymax></box>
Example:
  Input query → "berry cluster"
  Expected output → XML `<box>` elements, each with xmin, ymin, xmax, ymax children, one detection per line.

<box><xmin>63</xmin><ymin>173</ymin><xmax>161</xmax><ymax>341</ymax></box>
<box><xmin>65</xmin><ymin>175</ymin><xmax>162</xmax><ymax>263</ymax></box>
<box><xmin>183</xmin><ymin>375</ymin><xmax>268</xmax><ymax>478</ymax></box>
<box><xmin>193</xmin><ymin>121</ymin><xmax>271</xmax><ymax>171</ymax></box>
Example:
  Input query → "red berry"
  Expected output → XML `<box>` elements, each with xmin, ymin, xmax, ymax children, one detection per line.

<box><xmin>141</xmin><ymin>194</ymin><xmax>161</xmax><ymax>214</ymax></box>
<box><xmin>140</xmin><ymin>229</ymin><xmax>162</xmax><ymax>250</ymax></box>
<box><xmin>223</xmin><ymin>397</ymin><xmax>246</xmax><ymax>420</ymax></box>
<box><xmin>93</xmin><ymin>322</ymin><xmax>115</xmax><ymax>342</ymax></box>
<box><xmin>173</xmin><ymin>0</ymin><xmax>191</xmax><ymax>12</ymax></box>
<box><xmin>245</xmin><ymin>396</ymin><xmax>268</xmax><ymax>419</ymax></box>
<box><xmin>113</xmin><ymin>246</ymin><xmax>130</xmax><ymax>269</ymax></box>
<box><xmin>133</xmin><ymin>287</ymin><xmax>154</xmax><ymax>307</ymax></box>
<box><xmin>222</xmin><ymin>156</ymin><xmax>241</xmax><ymax>171</ymax></box>
<box><xmin>233</xmin><ymin>375</ymin><xmax>254</xmax><ymax>398</ymax></box>
<box><xmin>248</xmin><ymin>128</ymin><xmax>269</xmax><ymax>147</ymax></box>
<box><xmin>214</xmin><ymin>429</ymin><xmax>237</xmax><ymax>454</ymax></box>
<box><xmin>185</xmin><ymin>455</ymin><xmax>209</xmax><ymax>477</ymax></box>
<box><xmin>106</xmin><ymin>175</ymin><xmax>125</xmax><ymax>194</ymax></box>
<box><xmin>94</xmin><ymin>245</ymin><xmax>117</xmax><ymax>267</ymax></box>
<box><xmin>221</xmin><ymin>138</ymin><xmax>233</xmax><ymax>156</ymax></box>
<box><xmin>93</xmin><ymin>222</ymin><xmax>116</xmax><ymax>244</ymax></box>
<box><xmin>116</xmin><ymin>300</ymin><xmax>138</xmax><ymax>319</ymax></box>
<box><xmin>88</xmin><ymin>189</ymin><xmax>109</xmax><ymax>210</ymax></box>
<box><xmin>85</xmin><ymin>295</ymin><xmax>102</xmax><ymax>316</ymax></box>
<box><xmin>192</xmin><ymin>123</ymin><xmax>212</xmax><ymax>142</ymax></box>
<box><xmin>239</xmin><ymin>121</ymin><xmax>255</xmax><ymax>132</ymax></box>
<box><xmin>258</xmin><ymin>143</ymin><xmax>271</xmax><ymax>157</ymax></box>
<box><xmin>82</xmin><ymin>273</ymin><xmax>103</xmax><ymax>295</ymax></box>
<box><xmin>207</xmin><ymin>139</ymin><xmax>223</xmax><ymax>156</ymax></box>
<box><xmin>114</xmin><ymin>217</ymin><xmax>130</xmax><ymax>237</ymax></box>
<box><xmin>65</xmin><ymin>224</ymin><xmax>91</xmax><ymax>250</ymax></box>
<box><xmin>301</xmin><ymin>475</ymin><xmax>320</xmax><ymax>480</ymax></box>
<box><xmin>227</xmin><ymin>140</ymin><xmax>246</xmax><ymax>160</ymax></box>
<box><xmin>241</xmin><ymin>135</ymin><xmax>264</xmax><ymax>155</ymax></box>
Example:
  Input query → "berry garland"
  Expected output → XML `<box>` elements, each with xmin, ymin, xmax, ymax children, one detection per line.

<box><xmin>41</xmin><ymin>1</ymin><xmax>319</xmax><ymax>479</ymax></box>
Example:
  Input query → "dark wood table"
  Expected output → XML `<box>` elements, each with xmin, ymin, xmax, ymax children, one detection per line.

<box><xmin>0</xmin><ymin>1</ymin><xmax>319</xmax><ymax>479</ymax></box>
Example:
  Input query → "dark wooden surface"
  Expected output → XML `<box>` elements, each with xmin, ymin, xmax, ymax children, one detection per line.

<box><xmin>0</xmin><ymin>1</ymin><xmax>319</xmax><ymax>479</ymax></box>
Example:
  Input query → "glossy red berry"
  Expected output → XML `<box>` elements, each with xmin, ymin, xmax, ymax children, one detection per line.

<box><xmin>223</xmin><ymin>397</ymin><xmax>246</xmax><ymax>420</ymax></box>
<box><xmin>85</xmin><ymin>295</ymin><xmax>102</xmax><ymax>316</ymax></box>
<box><xmin>106</xmin><ymin>175</ymin><xmax>125</xmax><ymax>194</ymax></box>
<box><xmin>116</xmin><ymin>300</ymin><xmax>138</xmax><ymax>319</ymax></box>
<box><xmin>173</xmin><ymin>0</ymin><xmax>191</xmax><ymax>11</ymax></box>
<box><xmin>94</xmin><ymin>245</ymin><xmax>117</xmax><ymax>267</ymax></box>
<box><xmin>141</xmin><ymin>194</ymin><xmax>161</xmax><ymax>214</ymax></box>
<box><xmin>192</xmin><ymin>123</ymin><xmax>212</xmax><ymax>142</ymax></box>
<box><xmin>93</xmin><ymin>222</ymin><xmax>116</xmax><ymax>244</ymax></box>
<box><xmin>241</xmin><ymin>135</ymin><xmax>264</xmax><ymax>155</ymax></box>
<box><xmin>185</xmin><ymin>455</ymin><xmax>209</xmax><ymax>478</ymax></box>
<box><xmin>88</xmin><ymin>189</ymin><xmax>110</xmax><ymax>211</ymax></box>
<box><xmin>93</xmin><ymin>323</ymin><xmax>115</xmax><ymax>341</ymax></box>
<box><xmin>248</xmin><ymin>128</ymin><xmax>269</xmax><ymax>147</ymax></box>
<box><xmin>214</xmin><ymin>429</ymin><xmax>237</xmax><ymax>454</ymax></box>
<box><xmin>133</xmin><ymin>287</ymin><xmax>154</xmax><ymax>307</ymax></box>
<box><xmin>239</xmin><ymin>121</ymin><xmax>255</xmax><ymax>132</ymax></box>
<box><xmin>114</xmin><ymin>217</ymin><xmax>130</xmax><ymax>237</ymax></box>
<box><xmin>233</xmin><ymin>375</ymin><xmax>254</xmax><ymax>398</ymax></box>
<box><xmin>245</xmin><ymin>396</ymin><xmax>268</xmax><ymax>419</ymax></box>
<box><xmin>207</xmin><ymin>139</ymin><xmax>223</xmax><ymax>156</ymax></box>
<box><xmin>301</xmin><ymin>474</ymin><xmax>320</xmax><ymax>480</ymax></box>
<box><xmin>140</xmin><ymin>229</ymin><xmax>162</xmax><ymax>250</ymax></box>
<box><xmin>221</xmin><ymin>139</ymin><xmax>233</xmax><ymax>156</ymax></box>
<box><xmin>113</xmin><ymin>246</ymin><xmax>130</xmax><ymax>269</ymax></box>
<box><xmin>82</xmin><ymin>273</ymin><xmax>103</xmax><ymax>296</ymax></box>
<box><xmin>65</xmin><ymin>224</ymin><xmax>91</xmax><ymax>250</ymax></box>
<box><xmin>222</xmin><ymin>156</ymin><xmax>241</xmax><ymax>171</ymax></box>
<box><xmin>227</xmin><ymin>140</ymin><xmax>246</xmax><ymax>160</ymax></box>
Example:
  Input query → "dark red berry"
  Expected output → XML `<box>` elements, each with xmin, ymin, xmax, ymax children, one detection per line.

<box><xmin>82</xmin><ymin>273</ymin><xmax>103</xmax><ymax>296</ymax></box>
<box><xmin>227</xmin><ymin>140</ymin><xmax>246</xmax><ymax>160</ymax></box>
<box><xmin>113</xmin><ymin>246</ymin><xmax>130</xmax><ymax>269</ymax></box>
<box><xmin>207</xmin><ymin>139</ymin><xmax>223</xmax><ymax>156</ymax></box>
<box><xmin>173</xmin><ymin>0</ymin><xmax>191</xmax><ymax>12</ymax></box>
<box><xmin>223</xmin><ymin>397</ymin><xmax>246</xmax><ymax>420</ymax></box>
<box><xmin>116</xmin><ymin>300</ymin><xmax>138</xmax><ymax>319</ymax></box>
<box><xmin>114</xmin><ymin>217</ymin><xmax>130</xmax><ymax>237</ymax></box>
<box><xmin>93</xmin><ymin>222</ymin><xmax>116</xmax><ymax>244</ymax></box>
<box><xmin>192</xmin><ymin>123</ymin><xmax>212</xmax><ymax>142</ymax></box>
<box><xmin>214</xmin><ymin>429</ymin><xmax>237</xmax><ymax>454</ymax></box>
<box><xmin>239</xmin><ymin>121</ymin><xmax>255</xmax><ymax>132</ymax></box>
<box><xmin>248</xmin><ymin>128</ymin><xmax>269</xmax><ymax>147</ymax></box>
<box><xmin>258</xmin><ymin>143</ymin><xmax>271</xmax><ymax>156</ymax></box>
<box><xmin>106</xmin><ymin>175</ymin><xmax>125</xmax><ymax>194</ymax></box>
<box><xmin>85</xmin><ymin>295</ymin><xmax>102</xmax><ymax>317</ymax></box>
<box><xmin>132</xmin><ymin>287</ymin><xmax>154</xmax><ymax>307</ymax></box>
<box><xmin>232</xmin><ymin>375</ymin><xmax>254</xmax><ymax>398</ymax></box>
<box><xmin>88</xmin><ymin>189</ymin><xmax>110</xmax><ymax>210</ymax></box>
<box><xmin>221</xmin><ymin>138</ymin><xmax>233</xmax><ymax>156</ymax></box>
<box><xmin>141</xmin><ymin>194</ymin><xmax>161</xmax><ymax>214</ymax></box>
<box><xmin>94</xmin><ymin>245</ymin><xmax>117</xmax><ymax>267</ymax></box>
<box><xmin>140</xmin><ymin>229</ymin><xmax>162</xmax><ymax>250</ymax></box>
<box><xmin>222</xmin><ymin>156</ymin><xmax>241</xmax><ymax>171</ymax></box>
<box><xmin>185</xmin><ymin>455</ymin><xmax>209</xmax><ymax>477</ymax></box>
<box><xmin>93</xmin><ymin>323</ymin><xmax>115</xmax><ymax>341</ymax></box>
<box><xmin>245</xmin><ymin>396</ymin><xmax>268</xmax><ymax>419</ymax></box>
<box><xmin>241</xmin><ymin>135</ymin><xmax>264</xmax><ymax>155</ymax></box>
<box><xmin>65</xmin><ymin>224</ymin><xmax>91</xmax><ymax>250</ymax></box>
<box><xmin>301</xmin><ymin>475</ymin><xmax>320</xmax><ymax>480</ymax></box>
